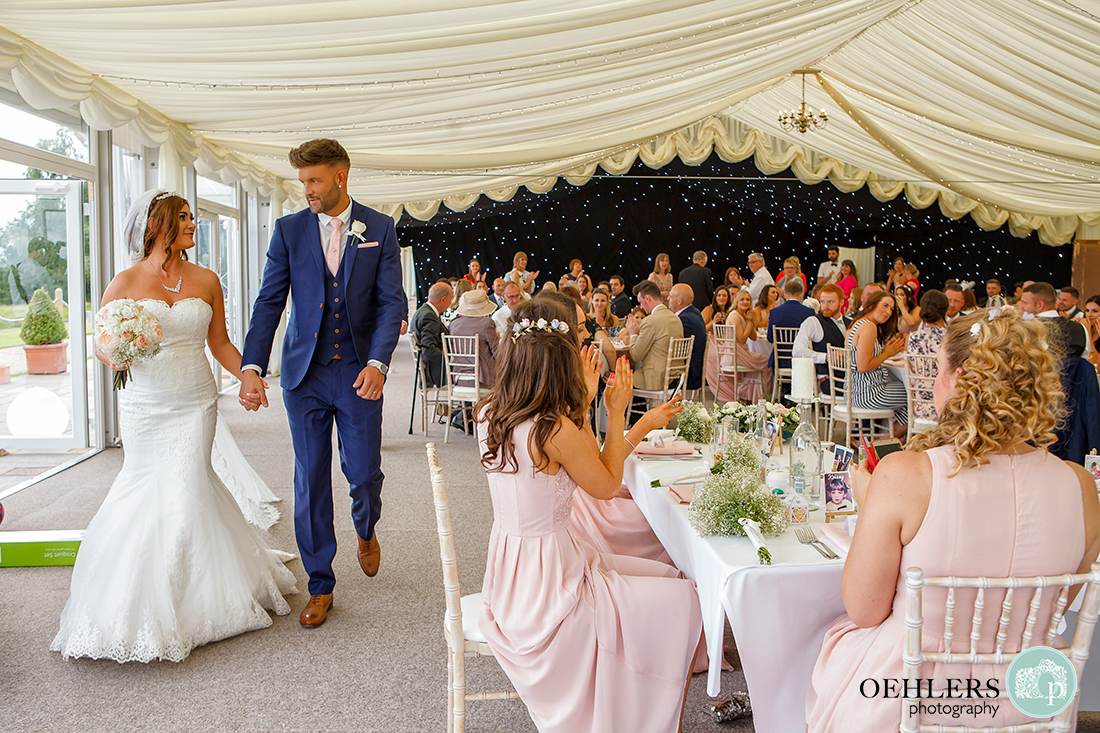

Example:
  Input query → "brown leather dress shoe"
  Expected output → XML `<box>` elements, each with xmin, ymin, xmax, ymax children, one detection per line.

<box><xmin>300</xmin><ymin>594</ymin><xmax>333</xmax><ymax>628</ymax></box>
<box><xmin>358</xmin><ymin>534</ymin><xmax>380</xmax><ymax>577</ymax></box>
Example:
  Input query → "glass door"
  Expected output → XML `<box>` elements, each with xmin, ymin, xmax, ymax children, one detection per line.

<box><xmin>0</xmin><ymin>179</ymin><xmax>90</xmax><ymax>449</ymax></box>
<box><xmin>195</xmin><ymin>207</ymin><xmax>241</xmax><ymax>392</ymax></box>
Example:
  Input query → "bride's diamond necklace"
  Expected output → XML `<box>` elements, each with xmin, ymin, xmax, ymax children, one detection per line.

<box><xmin>151</xmin><ymin>261</ymin><xmax>182</xmax><ymax>293</ymax></box>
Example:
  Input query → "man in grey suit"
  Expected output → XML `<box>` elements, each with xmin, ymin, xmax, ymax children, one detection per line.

<box><xmin>626</xmin><ymin>279</ymin><xmax>683</xmax><ymax>391</ymax></box>
<box><xmin>677</xmin><ymin>250</ymin><xmax>714</xmax><ymax>310</ymax></box>
<box><xmin>410</xmin><ymin>281</ymin><xmax>452</xmax><ymax>388</ymax></box>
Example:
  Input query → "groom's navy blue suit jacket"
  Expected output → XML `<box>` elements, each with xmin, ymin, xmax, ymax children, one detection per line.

<box><xmin>242</xmin><ymin>201</ymin><xmax>407</xmax><ymax>390</ymax></box>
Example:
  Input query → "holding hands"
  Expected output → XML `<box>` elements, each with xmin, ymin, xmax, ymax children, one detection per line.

<box><xmin>238</xmin><ymin>370</ymin><xmax>270</xmax><ymax>411</ymax></box>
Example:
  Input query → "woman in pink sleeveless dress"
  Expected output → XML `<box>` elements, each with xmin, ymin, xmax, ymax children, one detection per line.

<box><xmin>477</xmin><ymin>297</ymin><xmax>702</xmax><ymax>733</ymax></box>
<box><xmin>807</xmin><ymin>310</ymin><xmax>1100</xmax><ymax>732</ymax></box>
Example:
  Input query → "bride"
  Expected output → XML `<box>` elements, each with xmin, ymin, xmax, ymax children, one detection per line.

<box><xmin>51</xmin><ymin>191</ymin><xmax>297</xmax><ymax>663</ymax></box>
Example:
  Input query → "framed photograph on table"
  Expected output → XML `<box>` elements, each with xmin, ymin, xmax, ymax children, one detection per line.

<box><xmin>1086</xmin><ymin>454</ymin><xmax>1100</xmax><ymax>490</ymax></box>
<box><xmin>832</xmin><ymin>445</ymin><xmax>854</xmax><ymax>473</ymax></box>
<box><xmin>824</xmin><ymin>471</ymin><xmax>858</xmax><ymax>522</ymax></box>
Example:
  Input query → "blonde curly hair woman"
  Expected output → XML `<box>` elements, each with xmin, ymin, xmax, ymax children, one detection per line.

<box><xmin>807</xmin><ymin>308</ymin><xmax>1100</xmax><ymax>732</ymax></box>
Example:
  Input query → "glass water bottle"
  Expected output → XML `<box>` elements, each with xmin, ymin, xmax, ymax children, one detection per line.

<box><xmin>788</xmin><ymin>404</ymin><xmax>823</xmax><ymax>510</ymax></box>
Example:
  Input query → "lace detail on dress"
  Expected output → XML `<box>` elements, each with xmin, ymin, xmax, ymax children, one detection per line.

<box><xmin>553</xmin><ymin>470</ymin><xmax>577</xmax><ymax>529</ymax></box>
<box><xmin>51</xmin><ymin>297</ymin><xmax>296</xmax><ymax>664</ymax></box>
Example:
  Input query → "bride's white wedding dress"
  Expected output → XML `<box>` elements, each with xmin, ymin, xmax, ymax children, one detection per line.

<box><xmin>213</xmin><ymin>416</ymin><xmax>282</xmax><ymax>529</ymax></box>
<box><xmin>51</xmin><ymin>298</ymin><xmax>298</xmax><ymax>663</ymax></box>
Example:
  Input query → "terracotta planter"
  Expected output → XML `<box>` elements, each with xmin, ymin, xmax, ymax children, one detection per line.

<box><xmin>23</xmin><ymin>342</ymin><xmax>68</xmax><ymax>375</ymax></box>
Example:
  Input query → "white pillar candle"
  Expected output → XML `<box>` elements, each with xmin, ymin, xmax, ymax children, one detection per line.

<box><xmin>791</xmin><ymin>357</ymin><xmax>817</xmax><ymax>401</ymax></box>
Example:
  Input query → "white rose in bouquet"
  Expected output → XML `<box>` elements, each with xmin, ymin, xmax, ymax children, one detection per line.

<box><xmin>95</xmin><ymin>299</ymin><xmax>164</xmax><ymax>389</ymax></box>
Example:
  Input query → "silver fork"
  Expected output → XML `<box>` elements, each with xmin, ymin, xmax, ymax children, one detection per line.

<box><xmin>794</xmin><ymin>527</ymin><xmax>839</xmax><ymax>559</ymax></box>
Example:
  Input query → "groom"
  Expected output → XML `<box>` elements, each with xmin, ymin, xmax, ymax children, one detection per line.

<box><xmin>240</xmin><ymin>139</ymin><xmax>406</xmax><ymax>628</ymax></box>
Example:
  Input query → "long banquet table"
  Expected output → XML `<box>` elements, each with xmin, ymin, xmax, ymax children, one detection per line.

<box><xmin>625</xmin><ymin>454</ymin><xmax>848</xmax><ymax>733</ymax></box>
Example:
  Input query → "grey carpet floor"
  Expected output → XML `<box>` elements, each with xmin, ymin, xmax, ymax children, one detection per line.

<box><xmin>0</xmin><ymin>336</ymin><xmax>755</xmax><ymax>733</ymax></box>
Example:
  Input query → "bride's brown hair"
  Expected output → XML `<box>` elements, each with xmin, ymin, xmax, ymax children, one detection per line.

<box><xmin>143</xmin><ymin>194</ymin><xmax>190</xmax><ymax>271</ymax></box>
<box><xmin>478</xmin><ymin>298</ymin><xmax>586</xmax><ymax>475</ymax></box>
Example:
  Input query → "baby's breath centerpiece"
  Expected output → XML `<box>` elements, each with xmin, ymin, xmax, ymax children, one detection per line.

<box><xmin>675</xmin><ymin>401</ymin><xmax>713</xmax><ymax>444</ymax></box>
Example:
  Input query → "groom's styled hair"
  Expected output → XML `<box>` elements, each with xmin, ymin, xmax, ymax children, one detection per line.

<box><xmin>289</xmin><ymin>138</ymin><xmax>351</xmax><ymax>170</ymax></box>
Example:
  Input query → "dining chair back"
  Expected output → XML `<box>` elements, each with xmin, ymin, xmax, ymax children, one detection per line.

<box><xmin>905</xmin><ymin>352</ymin><xmax>938</xmax><ymax>440</ymax></box>
<box><xmin>442</xmin><ymin>334</ymin><xmax>481</xmax><ymax>443</ymax></box>
<box><xmin>771</xmin><ymin>326</ymin><xmax>800</xmax><ymax>399</ymax></box>
<box><xmin>712</xmin><ymin>323</ymin><xmax>762</xmax><ymax>402</ymax></box>
<box><xmin>825</xmin><ymin>344</ymin><xmax>893</xmax><ymax>446</ymax></box>
<box><xmin>427</xmin><ymin>443</ymin><xmax>521</xmax><ymax>732</ymax></box>
<box><xmin>633</xmin><ymin>335</ymin><xmax>694</xmax><ymax>409</ymax></box>
<box><xmin>409</xmin><ymin>332</ymin><xmax>446</xmax><ymax>436</ymax></box>
<box><xmin>901</xmin><ymin>562</ymin><xmax>1100</xmax><ymax>733</ymax></box>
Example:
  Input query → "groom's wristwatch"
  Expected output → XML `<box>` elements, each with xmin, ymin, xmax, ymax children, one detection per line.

<box><xmin>367</xmin><ymin>359</ymin><xmax>389</xmax><ymax>378</ymax></box>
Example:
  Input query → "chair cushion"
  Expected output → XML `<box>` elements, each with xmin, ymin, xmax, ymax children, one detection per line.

<box><xmin>450</xmin><ymin>386</ymin><xmax>479</xmax><ymax>400</ymax></box>
<box><xmin>460</xmin><ymin>592</ymin><xmax>489</xmax><ymax>643</ymax></box>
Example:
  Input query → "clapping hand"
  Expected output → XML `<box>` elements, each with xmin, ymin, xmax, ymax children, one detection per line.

<box><xmin>603</xmin><ymin>356</ymin><xmax>634</xmax><ymax>417</ymax></box>
<box><xmin>642</xmin><ymin>395</ymin><xmax>684</xmax><ymax>431</ymax></box>
<box><xmin>580</xmin><ymin>344</ymin><xmax>601</xmax><ymax>404</ymax></box>
<box><xmin>883</xmin><ymin>336</ymin><xmax>906</xmax><ymax>358</ymax></box>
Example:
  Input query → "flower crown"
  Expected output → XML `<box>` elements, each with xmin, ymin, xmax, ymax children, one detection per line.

<box><xmin>511</xmin><ymin>317</ymin><xmax>570</xmax><ymax>342</ymax></box>
<box><xmin>970</xmin><ymin>304</ymin><xmax>1032</xmax><ymax>340</ymax></box>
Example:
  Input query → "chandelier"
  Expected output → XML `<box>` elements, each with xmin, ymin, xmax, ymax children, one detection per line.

<box><xmin>778</xmin><ymin>70</ymin><xmax>828</xmax><ymax>134</ymax></box>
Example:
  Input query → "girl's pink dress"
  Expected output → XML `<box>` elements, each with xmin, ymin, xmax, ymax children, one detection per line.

<box><xmin>571</xmin><ymin>485</ymin><xmax>673</xmax><ymax>565</ymax></box>
<box><xmin>806</xmin><ymin>446</ymin><xmax>1085</xmax><ymax>732</ymax></box>
<box><xmin>478</xmin><ymin>420</ymin><xmax>702</xmax><ymax>733</ymax></box>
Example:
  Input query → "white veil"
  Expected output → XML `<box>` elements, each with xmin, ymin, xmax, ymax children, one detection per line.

<box><xmin>122</xmin><ymin>189</ymin><xmax>180</xmax><ymax>264</ymax></box>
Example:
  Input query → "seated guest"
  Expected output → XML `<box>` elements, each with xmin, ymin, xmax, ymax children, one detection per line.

<box><xmin>490</xmin><ymin>277</ymin><xmax>506</xmax><ymax>307</ymax></box>
<box><xmin>766</xmin><ymin>278</ymin><xmax>815</xmax><ymax>371</ymax></box>
<box><xmin>1058</xmin><ymin>286</ymin><xmax>1082</xmax><ymax>319</ymax></box>
<box><xmin>906</xmin><ymin>289</ymin><xmax>949</xmax><ymax>422</ymax></box>
<box><xmin>609</xmin><ymin>275</ymin><xmax>632</xmax><ymax>317</ymax></box>
<box><xmin>702</xmin><ymin>285</ymin><xmax>732</xmax><ymax>332</ymax></box>
<box><xmin>625</xmin><ymin>306</ymin><xmax>646</xmax><ymax>335</ymax></box>
<box><xmin>1051</xmin><ymin>355</ymin><xmax>1100</xmax><ymax>466</ymax></box>
<box><xmin>668</xmin><ymin>284</ymin><xmax>706</xmax><ymax>394</ymax></box>
<box><xmin>807</xmin><ymin>310</ymin><xmax>1100</xmax><ymax>732</ymax></box>
<box><xmin>793</xmin><ymin>284</ymin><xmax>845</xmax><ymax>395</ymax></box>
<box><xmin>476</xmin><ymin>298</ymin><xmax>701</xmax><ymax>733</ymax></box>
<box><xmin>410</xmin><ymin>282</ymin><xmax>453</xmax><ymax>388</ymax></box>
<box><xmin>443</xmin><ymin>279</ymin><xmax>472</xmax><ymax>327</ymax></box>
<box><xmin>751</xmin><ymin>284</ymin><xmax>780</xmax><ymax>330</ymax></box>
<box><xmin>893</xmin><ymin>284</ymin><xmax>920</xmax><ymax>335</ymax></box>
<box><xmin>590</xmin><ymin>289</ymin><xmax>619</xmax><ymax>331</ymax></box>
<box><xmin>448</xmin><ymin>289</ymin><xmax>500</xmax><ymax>389</ymax></box>
<box><xmin>677</xmin><ymin>250</ymin><xmax>714</xmax><ymax>310</ymax></box>
<box><xmin>847</xmin><ymin>290</ymin><xmax>907</xmax><ymax>438</ymax></box>
<box><xmin>980</xmin><ymin>278</ymin><xmax>1006</xmax><ymax>308</ymax></box>
<box><xmin>706</xmin><ymin>288</ymin><xmax>772</xmax><ymax>403</ymax></box>
<box><xmin>552</xmin><ymin>286</ymin><xmax>616</xmax><ymax>370</ymax></box>
<box><xmin>724</xmin><ymin>266</ymin><xmax>746</xmax><ymax>291</ymax></box>
<box><xmin>626</xmin><ymin>280</ymin><xmax>683</xmax><ymax>391</ymax></box>
<box><xmin>943</xmin><ymin>282</ymin><xmax>965</xmax><ymax>324</ymax></box>
<box><xmin>1083</xmin><ymin>295</ymin><xmax>1100</xmax><ymax>373</ymax></box>
<box><xmin>1019</xmin><ymin>281</ymin><xmax>1090</xmax><ymax>358</ymax></box>
<box><xmin>961</xmin><ymin>284</ymin><xmax>978</xmax><ymax>314</ymax></box>
<box><xmin>492</xmin><ymin>281</ymin><xmax>523</xmax><ymax>338</ymax></box>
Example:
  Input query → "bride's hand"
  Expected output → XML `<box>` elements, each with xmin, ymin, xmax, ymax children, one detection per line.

<box><xmin>239</xmin><ymin>370</ymin><xmax>269</xmax><ymax>411</ymax></box>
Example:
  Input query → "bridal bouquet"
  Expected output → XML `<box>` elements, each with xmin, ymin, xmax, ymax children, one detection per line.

<box><xmin>95</xmin><ymin>299</ymin><xmax>163</xmax><ymax>389</ymax></box>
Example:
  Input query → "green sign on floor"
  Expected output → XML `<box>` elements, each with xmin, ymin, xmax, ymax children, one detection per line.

<box><xmin>0</xmin><ymin>530</ymin><xmax>83</xmax><ymax>567</ymax></box>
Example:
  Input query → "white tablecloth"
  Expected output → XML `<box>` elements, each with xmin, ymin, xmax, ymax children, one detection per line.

<box><xmin>748</xmin><ymin>329</ymin><xmax>771</xmax><ymax>356</ymax></box>
<box><xmin>625</xmin><ymin>456</ymin><xmax>848</xmax><ymax>733</ymax></box>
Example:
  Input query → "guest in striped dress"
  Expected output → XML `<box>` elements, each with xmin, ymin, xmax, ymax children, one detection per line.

<box><xmin>846</xmin><ymin>290</ymin><xmax>908</xmax><ymax>438</ymax></box>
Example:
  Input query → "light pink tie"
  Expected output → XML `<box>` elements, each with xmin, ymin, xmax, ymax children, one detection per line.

<box><xmin>326</xmin><ymin>219</ymin><xmax>341</xmax><ymax>276</ymax></box>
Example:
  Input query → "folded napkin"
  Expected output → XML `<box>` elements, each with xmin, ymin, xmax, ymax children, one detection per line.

<box><xmin>669</xmin><ymin>485</ymin><xmax>694</xmax><ymax>504</ymax></box>
<box><xmin>818</xmin><ymin>522</ymin><xmax>853</xmax><ymax>555</ymax></box>
<box><xmin>634</xmin><ymin>439</ymin><xmax>694</xmax><ymax>456</ymax></box>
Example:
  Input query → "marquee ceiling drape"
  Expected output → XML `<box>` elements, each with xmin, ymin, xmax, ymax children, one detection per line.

<box><xmin>0</xmin><ymin>0</ymin><xmax>1098</xmax><ymax>244</ymax></box>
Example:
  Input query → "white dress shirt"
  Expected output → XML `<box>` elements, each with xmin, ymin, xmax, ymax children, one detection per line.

<box><xmin>793</xmin><ymin>314</ymin><xmax>844</xmax><ymax>364</ymax></box>
<box><xmin>747</xmin><ymin>267</ymin><xmax>774</xmax><ymax>304</ymax></box>
<box><xmin>492</xmin><ymin>304</ymin><xmax>513</xmax><ymax>338</ymax></box>
<box><xmin>817</xmin><ymin>261</ymin><xmax>841</xmax><ymax>285</ymax></box>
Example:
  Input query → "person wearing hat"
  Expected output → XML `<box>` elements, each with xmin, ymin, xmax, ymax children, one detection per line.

<box><xmin>449</xmin><ymin>288</ymin><xmax>500</xmax><ymax>389</ymax></box>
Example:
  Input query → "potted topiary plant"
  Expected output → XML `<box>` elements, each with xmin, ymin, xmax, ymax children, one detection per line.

<box><xmin>21</xmin><ymin>287</ymin><xmax>68</xmax><ymax>374</ymax></box>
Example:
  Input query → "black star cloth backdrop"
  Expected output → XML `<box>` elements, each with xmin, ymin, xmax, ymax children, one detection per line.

<box><xmin>399</xmin><ymin>154</ymin><xmax>1073</xmax><ymax>302</ymax></box>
